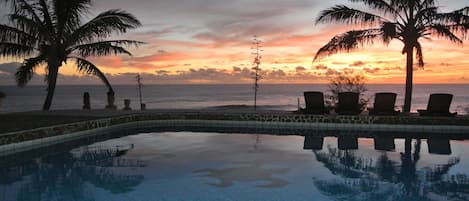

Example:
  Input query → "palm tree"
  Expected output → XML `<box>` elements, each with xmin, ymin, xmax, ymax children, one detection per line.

<box><xmin>314</xmin><ymin>0</ymin><xmax>468</xmax><ymax>112</ymax></box>
<box><xmin>0</xmin><ymin>0</ymin><xmax>143</xmax><ymax>110</ymax></box>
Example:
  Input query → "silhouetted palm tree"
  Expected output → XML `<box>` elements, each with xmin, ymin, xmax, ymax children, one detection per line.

<box><xmin>0</xmin><ymin>0</ymin><xmax>142</xmax><ymax>110</ymax></box>
<box><xmin>314</xmin><ymin>0</ymin><xmax>468</xmax><ymax>112</ymax></box>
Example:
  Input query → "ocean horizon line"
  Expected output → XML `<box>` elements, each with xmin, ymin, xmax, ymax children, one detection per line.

<box><xmin>2</xmin><ymin>83</ymin><xmax>469</xmax><ymax>87</ymax></box>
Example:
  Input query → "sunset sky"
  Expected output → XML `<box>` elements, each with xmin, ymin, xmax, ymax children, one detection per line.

<box><xmin>0</xmin><ymin>0</ymin><xmax>468</xmax><ymax>85</ymax></box>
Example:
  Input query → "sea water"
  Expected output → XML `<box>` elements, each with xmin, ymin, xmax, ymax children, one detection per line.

<box><xmin>0</xmin><ymin>84</ymin><xmax>468</xmax><ymax>114</ymax></box>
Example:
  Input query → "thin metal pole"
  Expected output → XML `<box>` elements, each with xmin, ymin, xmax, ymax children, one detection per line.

<box><xmin>137</xmin><ymin>74</ymin><xmax>143</xmax><ymax>110</ymax></box>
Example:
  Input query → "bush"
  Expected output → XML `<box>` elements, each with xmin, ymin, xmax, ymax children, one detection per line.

<box><xmin>326</xmin><ymin>74</ymin><xmax>369</xmax><ymax>111</ymax></box>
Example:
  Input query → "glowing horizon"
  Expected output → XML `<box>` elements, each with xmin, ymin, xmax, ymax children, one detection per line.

<box><xmin>0</xmin><ymin>0</ymin><xmax>468</xmax><ymax>85</ymax></box>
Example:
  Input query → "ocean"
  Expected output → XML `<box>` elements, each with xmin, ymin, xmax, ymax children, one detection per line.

<box><xmin>0</xmin><ymin>84</ymin><xmax>468</xmax><ymax>114</ymax></box>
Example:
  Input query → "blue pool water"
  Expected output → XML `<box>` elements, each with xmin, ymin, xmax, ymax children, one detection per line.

<box><xmin>1</xmin><ymin>132</ymin><xmax>468</xmax><ymax>201</ymax></box>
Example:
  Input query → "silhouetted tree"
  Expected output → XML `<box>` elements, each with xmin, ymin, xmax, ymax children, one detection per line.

<box><xmin>314</xmin><ymin>0</ymin><xmax>469</xmax><ymax>112</ymax></box>
<box><xmin>326</xmin><ymin>74</ymin><xmax>369</xmax><ymax>111</ymax></box>
<box><xmin>0</xmin><ymin>0</ymin><xmax>143</xmax><ymax>110</ymax></box>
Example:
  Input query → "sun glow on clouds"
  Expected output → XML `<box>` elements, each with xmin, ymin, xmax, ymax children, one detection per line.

<box><xmin>0</xmin><ymin>0</ymin><xmax>468</xmax><ymax>85</ymax></box>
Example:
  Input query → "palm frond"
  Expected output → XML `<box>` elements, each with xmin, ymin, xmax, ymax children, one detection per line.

<box><xmin>53</xmin><ymin>0</ymin><xmax>91</xmax><ymax>37</ymax></box>
<box><xmin>314</xmin><ymin>29</ymin><xmax>382</xmax><ymax>61</ymax></box>
<box><xmin>415</xmin><ymin>6</ymin><xmax>438</xmax><ymax>22</ymax></box>
<box><xmin>38</xmin><ymin>0</ymin><xmax>55</xmax><ymax>35</ymax></box>
<box><xmin>415</xmin><ymin>42</ymin><xmax>424</xmax><ymax>68</ymax></box>
<box><xmin>390</xmin><ymin>0</ymin><xmax>419</xmax><ymax>13</ymax></box>
<box><xmin>73</xmin><ymin>57</ymin><xmax>113</xmax><ymax>91</ymax></box>
<box><xmin>72</xmin><ymin>40</ymin><xmax>143</xmax><ymax>57</ymax></box>
<box><xmin>0</xmin><ymin>42</ymin><xmax>35</xmax><ymax>58</ymax></box>
<box><xmin>458</xmin><ymin>6</ymin><xmax>469</xmax><ymax>15</ymax></box>
<box><xmin>8</xmin><ymin>13</ymin><xmax>47</xmax><ymax>38</ymax></box>
<box><xmin>67</xmin><ymin>9</ymin><xmax>142</xmax><ymax>45</ymax></box>
<box><xmin>434</xmin><ymin>10</ymin><xmax>469</xmax><ymax>25</ymax></box>
<box><xmin>381</xmin><ymin>22</ymin><xmax>399</xmax><ymax>44</ymax></box>
<box><xmin>433</xmin><ymin>8</ymin><xmax>469</xmax><ymax>39</ymax></box>
<box><xmin>427</xmin><ymin>24</ymin><xmax>464</xmax><ymax>44</ymax></box>
<box><xmin>15</xmin><ymin>55</ymin><xmax>46</xmax><ymax>87</ymax></box>
<box><xmin>14</xmin><ymin>0</ymin><xmax>43</xmax><ymax>23</ymax></box>
<box><xmin>0</xmin><ymin>24</ymin><xmax>36</xmax><ymax>45</ymax></box>
<box><xmin>316</xmin><ymin>5</ymin><xmax>386</xmax><ymax>25</ymax></box>
<box><xmin>348</xmin><ymin>0</ymin><xmax>399</xmax><ymax>16</ymax></box>
<box><xmin>420</xmin><ymin>0</ymin><xmax>437</xmax><ymax>8</ymax></box>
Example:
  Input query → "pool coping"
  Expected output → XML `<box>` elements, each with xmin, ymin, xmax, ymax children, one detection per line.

<box><xmin>1</xmin><ymin>112</ymin><xmax>469</xmax><ymax>155</ymax></box>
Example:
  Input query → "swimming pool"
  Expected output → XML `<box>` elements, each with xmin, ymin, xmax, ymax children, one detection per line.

<box><xmin>1</xmin><ymin>130</ymin><xmax>468</xmax><ymax>201</ymax></box>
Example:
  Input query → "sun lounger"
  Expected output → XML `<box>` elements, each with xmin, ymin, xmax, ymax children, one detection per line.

<box><xmin>336</xmin><ymin>92</ymin><xmax>361</xmax><ymax>115</ymax></box>
<box><xmin>302</xmin><ymin>91</ymin><xmax>327</xmax><ymax>114</ymax></box>
<box><xmin>417</xmin><ymin>94</ymin><xmax>457</xmax><ymax>116</ymax></box>
<box><xmin>369</xmin><ymin>93</ymin><xmax>399</xmax><ymax>115</ymax></box>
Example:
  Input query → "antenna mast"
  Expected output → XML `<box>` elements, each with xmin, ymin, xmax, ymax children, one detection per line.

<box><xmin>252</xmin><ymin>36</ymin><xmax>263</xmax><ymax>111</ymax></box>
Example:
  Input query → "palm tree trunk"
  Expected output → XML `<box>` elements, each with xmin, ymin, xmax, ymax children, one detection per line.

<box><xmin>403</xmin><ymin>47</ymin><xmax>414</xmax><ymax>113</ymax></box>
<box><xmin>43</xmin><ymin>65</ymin><xmax>59</xmax><ymax>111</ymax></box>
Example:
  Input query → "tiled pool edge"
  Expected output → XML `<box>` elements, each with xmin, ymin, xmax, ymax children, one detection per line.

<box><xmin>1</xmin><ymin>112</ymin><xmax>469</xmax><ymax>155</ymax></box>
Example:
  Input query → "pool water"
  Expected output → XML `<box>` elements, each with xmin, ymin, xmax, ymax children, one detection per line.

<box><xmin>1</xmin><ymin>132</ymin><xmax>468</xmax><ymax>201</ymax></box>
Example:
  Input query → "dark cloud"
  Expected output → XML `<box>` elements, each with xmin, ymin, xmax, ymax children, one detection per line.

<box><xmin>325</xmin><ymin>68</ymin><xmax>341</xmax><ymax>77</ymax></box>
<box><xmin>232</xmin><ymin>67</ymin><xmax>242</xmax><ymax>72</ymax></box>
<box><xmin>0</xmin><ymin>62</ymin><xmax>45</xmax><ymax>86</ymax></box>
<box><xmin>93</xmin><ymin>66</ymin><xmax>323</xmax><ymax>84</ymax></box>
<box><xmin>296</xmin><ymin>66</ymin><xmax>306</xmax><ymax>72</ymax></box>
<box><xmin>349</xmin><ymin>61</ymin><xmax>366</xmax><ymax>67</ymax></box>
<box><xmin>383</xmin><ymin>66</ymin><xmax>403</xmax><ymax>71</ymax></box>
<box><xmin>342</xmin><ymin>68</ymin><xmax>355</xmax><ymax>75</ymax></box>
<box><xmin>156</xmin><ymin>70</ymin><xmax>170</xmax><ymax>75</ymax></box>
<box><xmin>314</xmin><ymin>64</ymin><xmax>328</xmax><ymax>70</ymax></box>
<box><xmin>331</xmin><ymin>61</ymin><xmax>347</xmax><ymax>65</ymax></box>
<box><xmin>0</xmin><ymin>62</ymin><xmax>20</xmax><ymax>74</ymax></box>
<box><xmin>363</xmin><ymin>67</ymin><xmax>380</xmax><ymax>74</ymax></box>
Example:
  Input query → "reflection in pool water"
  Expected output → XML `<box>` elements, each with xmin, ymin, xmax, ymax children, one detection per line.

<box><xmin>0</xmin><ymin>132</ymin><xmax>468</xmax><ymax>201</ymax></box>
<box><xmin>194</xmin><ymin>163</ymin><xmax>289</xmax><ymax>188</ymax></box>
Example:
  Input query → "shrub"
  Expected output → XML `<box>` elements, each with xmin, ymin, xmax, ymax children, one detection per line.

<box><xmin>326</xmin><ymin>74</ymin><xmax>369</xmax><ymax>111</ymax></box>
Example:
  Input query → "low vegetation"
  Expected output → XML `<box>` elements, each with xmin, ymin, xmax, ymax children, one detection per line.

<box><xmin>326</xmin><ymin>74</ymin><xmax>369</xmax><ymax>111</ymax></box>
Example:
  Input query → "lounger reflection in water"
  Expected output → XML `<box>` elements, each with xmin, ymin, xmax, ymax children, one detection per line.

<box><xmin>428</xmin><ymin>138</ymin><xmax>452</xmax><ymax>155</ymax></box>
<box><xmin>303</xmin><ymin>136</ymin><xmax>324</xmax><ymax>150</ymax></box>
<box><xmin>338</xmin><ymin>136</ymin><xmax>358</xmax><ymax>150</ymax></box>
<box><xmin>374</xmin><ymin>136</ymin><xmax>396</xmax><ymax>151</ymax></box>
